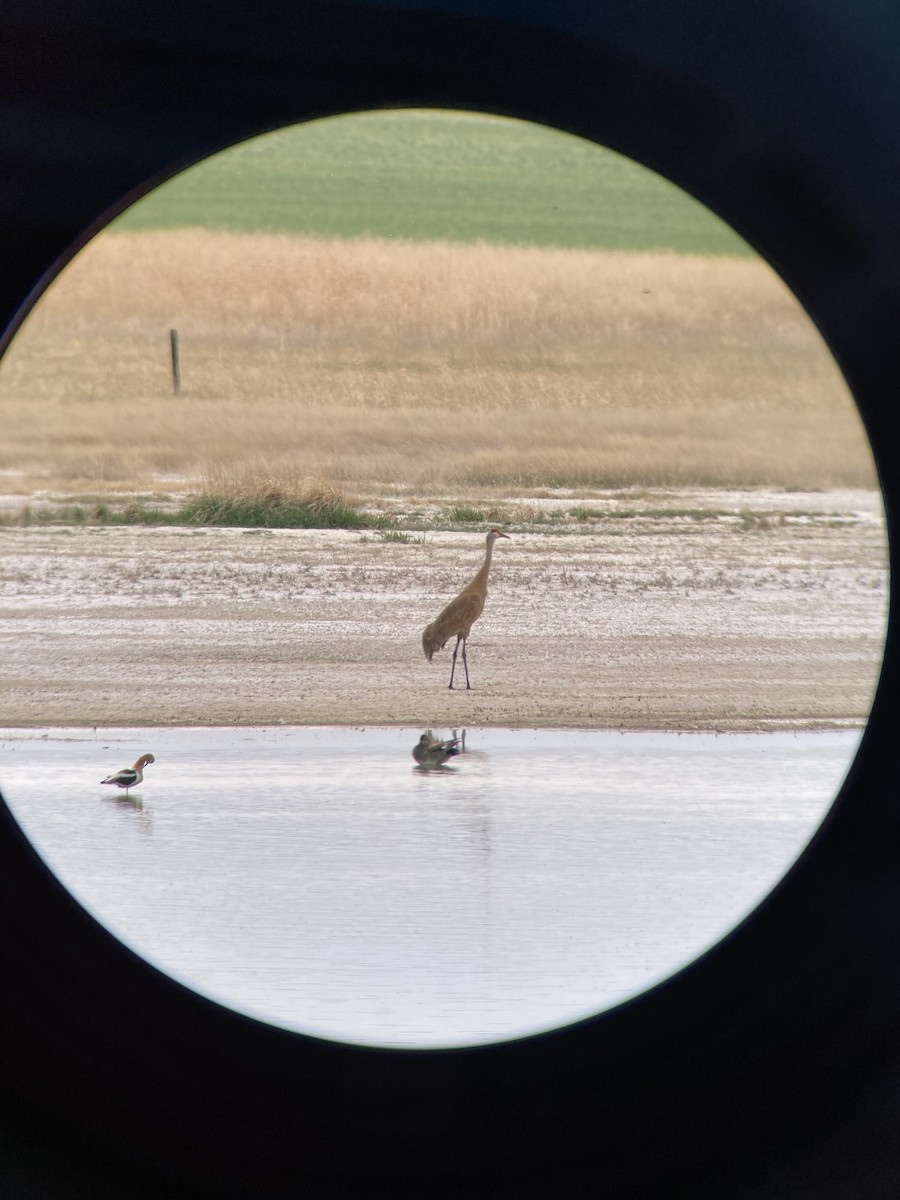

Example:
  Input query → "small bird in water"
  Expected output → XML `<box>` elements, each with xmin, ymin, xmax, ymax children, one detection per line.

<box><xmin>412</xmin><ymin>731</ymin><xmax>462</xmax><ymax>769</ymax></box>
<box><xmin>101</xmin><ymin>753</ymin><xmax>155</xmax><ymax>794</ymax></box>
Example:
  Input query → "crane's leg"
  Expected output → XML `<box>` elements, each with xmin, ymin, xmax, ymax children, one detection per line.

<box><xmin>461</xmin><ymin>638</ymin><xmax>471</xmax><ymax>689</ymax></box>
<box><xmin>448</xmin><ymin>635</ymin><xmax>462</xmax><ymax>688</ymax></box>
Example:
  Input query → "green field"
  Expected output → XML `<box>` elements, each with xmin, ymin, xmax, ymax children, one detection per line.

<box><xmin>112</xmin><ymin>108</ymin><xmax>751</xmax><ymax>256</ymax></box>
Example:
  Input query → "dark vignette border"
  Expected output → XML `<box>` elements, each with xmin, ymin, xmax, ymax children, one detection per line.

<box><xmin>1</xmin><ymin>1</ymin><xmax>899</xmax><ymax>1196</ymax></box>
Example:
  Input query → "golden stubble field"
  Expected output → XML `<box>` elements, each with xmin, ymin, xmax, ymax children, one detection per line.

<box><xmin>0</xmin><ymin>229</ymin><xmax>878</xmax><ymax>498</ymax></box>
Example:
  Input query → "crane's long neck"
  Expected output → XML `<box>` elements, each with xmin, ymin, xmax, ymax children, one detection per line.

<box><xmin>470</xmin><ymin>536</ymin><xmax>495</xmax><ymax>591</ymax></box>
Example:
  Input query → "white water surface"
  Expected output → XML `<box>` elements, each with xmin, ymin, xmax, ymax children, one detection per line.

<box><xmin>0</xmin><ymin>725</ymin><xmax>859</xmax><ymax>1047</ymax></box>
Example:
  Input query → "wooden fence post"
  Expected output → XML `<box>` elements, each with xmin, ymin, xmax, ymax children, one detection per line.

<box><xmin>170</xmin><ymin>328</ymin><xmax>181</xmax><ymax>395</ymax></box>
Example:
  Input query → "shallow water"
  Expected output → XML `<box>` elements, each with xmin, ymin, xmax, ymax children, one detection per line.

<box><xmin>0</xmin><ymin>725</ymin><xmax>859</xmax><ymax>1047</ymax></box>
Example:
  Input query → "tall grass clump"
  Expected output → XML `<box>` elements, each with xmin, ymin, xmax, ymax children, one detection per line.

<box><xmin>180</xmin><ymin>470</ymin><xmax>374</xmax><ymax>529</ymax></box>
<box><xmin>448</xmin><ymin>506</ymin><xmax>485</xmax><ymax>523</ymax></box>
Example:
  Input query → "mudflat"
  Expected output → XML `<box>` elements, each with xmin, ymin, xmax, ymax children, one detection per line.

<box><xmin>0</xmin><ymin>489</ymin><xmax>886</xmax><ymax>731</ymax></box>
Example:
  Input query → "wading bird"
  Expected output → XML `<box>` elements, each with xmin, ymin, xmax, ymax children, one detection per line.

<box><xmin>101</xmin><ymin>753</ymin><xmax>155</xmax><ymax>794</ymax></box>
<box><xmin>422</xmin><ymin>527</ymin><xmax>509</xmax><ymax>689</ymax></box>
<box><xmin>412</xmin><ymin>730</ymin><xmax>461</xmax><ymax>769</ymax></box>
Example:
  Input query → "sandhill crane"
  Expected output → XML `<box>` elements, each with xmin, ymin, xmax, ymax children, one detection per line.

<box><xmin>101</xmin><ymin>752</ymin><xmax>155</xmax><ymax>794</ymax></box>
<box><xmin>412</xmin><ymin>730</ymin><xmax>462</xmax><ymax>768</ymax></box>
<box><xmin>422</xmin><ymin>527</ymin><xmax>509</xmax><ymax>689</ymax></box>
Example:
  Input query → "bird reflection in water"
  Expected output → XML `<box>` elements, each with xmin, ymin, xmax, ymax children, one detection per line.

<box><xmin>102</xmin><ymin>789</ymin><xmax>153</xmax><ymax>835</ymax></box>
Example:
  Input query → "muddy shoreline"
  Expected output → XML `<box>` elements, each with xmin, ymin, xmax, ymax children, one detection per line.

<box><xmin>0</xmin><ymin>490</ymin><xmax>887</xmax><ymax>732</ymax></box>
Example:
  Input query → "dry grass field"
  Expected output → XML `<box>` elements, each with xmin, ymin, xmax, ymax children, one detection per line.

<box><xmin>0</xmin><ymin>229</ymin><xmax>877</xmax><ymax>500</ymax></box>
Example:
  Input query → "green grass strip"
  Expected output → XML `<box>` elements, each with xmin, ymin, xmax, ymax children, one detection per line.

<box><xmin>112</xmin><ymin>110</ymin><xmax>750</xmax><ymax>256</ymax></box>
